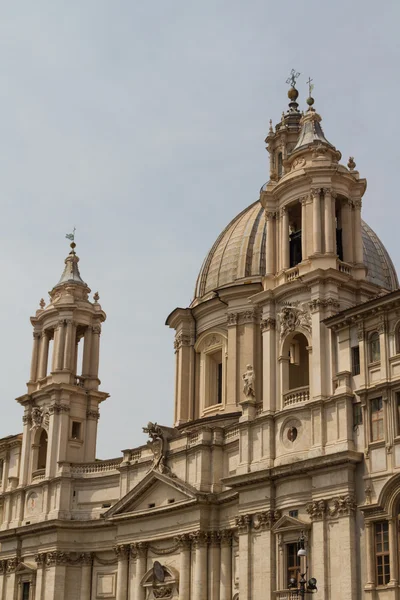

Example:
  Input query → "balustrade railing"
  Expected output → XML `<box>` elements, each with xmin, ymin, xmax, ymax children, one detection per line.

<box><xmin>71</xmin><ymin>458</ymin><xmax>122</xmax><ymax>475</ymax></box>
<box><xmin>283</xmin><ymin>386</ymin><xmax>310</xmax><ymax>407</ymax></box>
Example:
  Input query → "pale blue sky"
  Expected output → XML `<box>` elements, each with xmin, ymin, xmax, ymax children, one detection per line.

<box><xmin>0</xmin><ymin>1</ymin><xmax>399</xmax><ymax>458</ymax></box>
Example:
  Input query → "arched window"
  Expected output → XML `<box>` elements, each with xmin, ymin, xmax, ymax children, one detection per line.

<box><xmin>37</xmin><ymin>429</ymin><xmax>48</xmax><ymax>470</ymax></box>
<box><xmin>288</xmin><ymin>333</ymin><xmax>309</xmax><ymax>390</ymax></box>
<box><xmin>369</xmin><ymin>332</ymin><xmax>381</xmax><ymax>363</ymax></box>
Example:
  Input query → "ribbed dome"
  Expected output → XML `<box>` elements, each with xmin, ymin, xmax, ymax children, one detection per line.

<box><xmin>194</xmin><ymin>201</ymin><xmax>398</xmax><ymax>299</ymax></box>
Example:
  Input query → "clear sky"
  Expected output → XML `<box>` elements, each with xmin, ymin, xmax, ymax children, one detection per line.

<box><xmin>0</xmin><ymin>1</ymin><xmax>399</xmax><ymax>458</ymax></box>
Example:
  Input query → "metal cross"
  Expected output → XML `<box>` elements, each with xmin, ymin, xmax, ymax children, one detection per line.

<box><xmin>306</xmin><ymin>76</ymin><xmax>314</xmax><ymax>96</ymax></box>
<box><xmin>286</xmin><ymin>69</ymin><xmax>300</xmax><ymax>88</ymax></box>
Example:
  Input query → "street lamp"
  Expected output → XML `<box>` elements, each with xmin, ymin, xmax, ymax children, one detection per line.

<box><xmin>287</xmin><ymin>532</ymin><xmax>317</xmax><ymax>599</ymax></box>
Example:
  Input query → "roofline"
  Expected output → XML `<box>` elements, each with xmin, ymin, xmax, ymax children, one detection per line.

<box><xmin>323</xmin><ymin>288</ymin><xmax>400</xmax><ymax>328</ymax></box>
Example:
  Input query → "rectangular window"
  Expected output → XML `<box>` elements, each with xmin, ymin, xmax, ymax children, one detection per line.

<box><xmin>353</xmin><ymin>403</ymin><xmax>363</xmax><ymax>427</ymax></box>
<box><xmin>375</xmin><ymin>522</ymin><xmax>390</xmax><ymax>585</ymax></box>
<box><xmin>286</xmin><ymin>543</ymin><xmax>300</xmax><ymax>586</ymax></box>
<box><xmin>289</xmin><ymin>510</ymin><xmax>298</xmax><ymax>518</ymax></box>
<box><xmin>371</xmin><ymin>398</ymin><xmax>384</xmax><ymax>442</ymax></box>
<box><xmin>22</xmin><ymin>582</ymin><xmax>30</xmax><ymax>600</ymax></box>
<box><xmin>0</xmin><ymin>459</ymin><xmax>3</xmax><ymax>486</ymax></box>
<box><xmin>351</xmin><ymin>346</ymin><xmax>360</xmax><ymax>375</ymax></box>
<box><xmin>71</xmin><ymin>421</ymin><xmax>81</xmax><ymax>440</ymax></box>
<box><xmin>217</xmin><ymin>363</ymin><xmax>223</xmax><ymax>404</ymax></box>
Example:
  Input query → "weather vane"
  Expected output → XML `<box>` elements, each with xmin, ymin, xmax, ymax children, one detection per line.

<box><xmin>65</xmin><ymin>227</ymin><xmax>76</xmax><ymax>243</ymax></box>
<box><xmin>307</xmin><ymin>76</ymin><xmax>314</xmax><ymax>97</ymax></box>
<box><xmin>286</xmin><ymin>69</ymin><xmax>300</xmax><ymax>88</ymax></box>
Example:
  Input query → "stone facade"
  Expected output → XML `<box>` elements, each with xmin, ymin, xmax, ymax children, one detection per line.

<box><xmin>0</xmin><ymin>84</ymin><xmax>399</xmax><ymax>599</ymax></box>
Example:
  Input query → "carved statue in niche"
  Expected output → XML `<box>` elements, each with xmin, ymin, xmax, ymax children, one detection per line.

<box><xmin>242</xmin><ymin>365</ymin><xmax>255</xmax><ymax>399</ymax></box>
<box><xmin>278</xmin><ymin>303</ymin><xmax>311</xmax><ymax>339</ymax></box>
<box><xmin>142</xmin><ymin>422</ymin><xmax>177</xmax><ymax>476</ymax></box>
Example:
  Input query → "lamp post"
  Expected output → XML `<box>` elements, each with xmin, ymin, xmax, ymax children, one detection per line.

<box><xmin>288</xmin><ymin>532</ymin><xmax>317</xmax><ymax>599</ymax></box>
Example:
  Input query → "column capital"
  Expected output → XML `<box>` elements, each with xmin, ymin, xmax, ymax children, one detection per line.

<box><xmin>306</xmin><ymin>499</ymin><xmax>327</xmax><ymax>521</ymax></box>
<box><xmin>264</xmin><ymin>210</ymin><xmax>276</xmax><ymax>221</ymax></box>
<box><xmin>252</xmin><ymin>509</ymin><xmax>281</xmax><ymax>530</ymax></box>
<box><xmin>352</xmin><ymin>198</ymin><xmax>362</xmax><ymax>210</ymax></box>
<box><xmin>45</xmin><ymin>551</ymin><xmax>70</xmax><ymax>567</ymax></box>
<box><xmin>280</xmin><ymin>206</ymin><xmax>288</xmax><ymax>217</ymax></box>
<box><xmin>299</xmin><ymin>195</ymin><xmax>308</xmax><ymax>205</ymax></box>
<box><xmin>92</xmin><ymin>324</ymin><xmax>102</xmax><ymax>335</ymax></box>
<box><xmin>310</xmin><ymin>187</ymin><xmax>321</xmax><ymax>198</ymax></box>
<box><xmin>190</xmin><ymin>530</ymin><xmax>208</xmax><ymax>548</ymax></box>
<box><xmin>33</xmin><ymin>331</ymin><xmax>41</xmax><ymax>340</ymax></box>
<box><xmin>79</xmin><ymin>552</ymin><xmax>93</xmax><ymax>566</ymax></box>
<box><xmin>113</xmin><ymin>544</ymin><xmax>130</xmax><ymax>560</ymax></box>
<box><xmin>227</xmin><ymin>312</ymin><xmax>238</xmax><ymax>327</ymax></box>
<box><xmin>260</xmin><ymin>318</ymin><xmax>276</xmax><ymax>332</ymax></box>
<box><xmin>129</xmin><ymin>542</ymin><xmax>148</xmax><ymax>559</ymax></box>
<box><xmin>174</xmin><ymin>533</ymin><xmax>192</xmax><ymax>549</ymax></box>
<box><xmin>219</xmin><ymin>529</ymin><xmax>233</xmax><ymax>546</ymax></box>
<box><xmin>235</xmin><ymin>513</ymin><xmax>252</xmax><ymax>533</ymax></box>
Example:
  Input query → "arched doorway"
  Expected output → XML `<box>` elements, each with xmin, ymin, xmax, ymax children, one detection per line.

<box><xmin>281</xmin><ymin>331</ymin><xmax>310</xmax><ymax>407</ymax></box>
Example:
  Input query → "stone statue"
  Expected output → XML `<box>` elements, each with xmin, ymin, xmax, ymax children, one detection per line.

<box><xmin>242</xmin><ymin>365</ymin><xmax>255</xmax><ymax>398</ymax></box>
<box><xmin>142</xmin><ymin>422</ymin><xmax>177</xmax><ymax>476</ymax></box>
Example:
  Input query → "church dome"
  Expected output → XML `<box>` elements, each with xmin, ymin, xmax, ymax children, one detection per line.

<box><xmin>194</xmin><ymin>200</ymin><xmax>398</xmax><ymax>299</ymax></box>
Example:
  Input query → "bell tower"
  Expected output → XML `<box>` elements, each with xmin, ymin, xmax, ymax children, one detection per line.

<box><xmin>17</xmin><ymin>240</ymin><xmax>108</xmax><ymax>490</ymax></box>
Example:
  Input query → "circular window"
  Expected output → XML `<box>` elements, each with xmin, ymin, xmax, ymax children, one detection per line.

<box><xmin>287</xmin><ymin>427</ymin><xmax>298</xmax><ymax>442</ymax></box>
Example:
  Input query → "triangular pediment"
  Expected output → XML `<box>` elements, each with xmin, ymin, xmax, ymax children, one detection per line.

<box><xmin>104</xmin><ymin>470</ymin><xmax>199</xmax><ymax>519</ymax></box>
<box><xmin>15</xmin><ymin>562</ymin><xmax>36</xmax><ymax>573</ymax></box>
<box><xmin>272</xmin><ymin>514</ymin><xmax>310</xmax><ymax>533</ymax></box>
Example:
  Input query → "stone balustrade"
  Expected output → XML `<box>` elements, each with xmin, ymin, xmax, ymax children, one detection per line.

<box><xmin>283</xmin><ymin>385</ymin><xmax>310</xmax><ymax>407</ymax></box>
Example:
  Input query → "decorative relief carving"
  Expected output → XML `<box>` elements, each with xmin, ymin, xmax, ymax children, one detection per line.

<box><xmin>34</xmin><ymin>553</ymin><xmax>47</xmax><ymax>568</ymax></box>
<box><xmin>278</xmin><ymin>304</ymin><xmax>311</xmax><ymax>339</ymax></box>
<box><xmin>206</xmin><ymin>334</ymin><xmax>221</xmax><ymax>348</ymax></box>
<box><xmin>22</xmin><ymin>414</ymin><xmax>32</xmax><ymax>426</ymax></box>
<box><xmin>309</xmin><ymin>298</ymin><xmax>340</xmax><ymax>314</ymax></box>
<box><xmin>48</xmin><ymin>403</ymin><xmax>70</xmax><ymax>415</ymax></box>
<box><xmin>6</xmin><ymin>557</ymin><xmax>19</xmax><ymax>573</ymax></box>
<box><xmin>113</xmin><ymin>544</ymin><xmax>130</xmax><ymax>560</ymax></box>
<box><xmin>260</xmin><ymin>318</ymin><xmax>276</xmax><ymax>332</ymax></box>
<box><xmin>235</xmin><ymin>514</ymin><xmax>252</xmax><ymax>533</ymax></box>
<box><xmin>86</xmin><ymin>409</ymin><xmax>100</xmax><ymax>421</ymax></box>
<box><xmin>306</xmin><ymin>500</ymin><xmax>327</xmax><ymax>520</ymax></box>
<box><xmin>173</xmin><ymin>332</ymin><xmax>193</xmax><ymax>351</ymax></box>
<box><xmin>306</xmin><ymin>495</ymin><xmax>357</xmax><ymax>519</ymax></box>
<box><xmin>80</xmin><ymin>552</ymin><xmax>93</xmax><ymax>566</ymax></box>
<box><xmin>174</xmin><ymin>533</ymin><xmax>191</xmax><ymax>549</ymax></box>
<box><xmin>148</xmin><ymin>542</ymin><xmax>180</xmax><ymax>556</ymax></box>
<box><xmin>252</xmin><ymin>510</ymin><xmax>281</xmax><ymax>530</ymax></box>
<box><xmin>189</xmin><ymin>531</ymin><xmax>208</xmax><ymax>547</ymax></box>
<box><xmin>153</xmin><ymin>587</ymin><xmax>173</xmax><ymax>599</ymax></box>
<box><xmin>30</xmin><ymin>406</ymin><xmax>50</xmax><ymax>432</ymax></box>
<box><xmin>239</xmin><ymin>309</ymin><xmax>257</xmax><ymax>324</ymax></box>
<box><xmin>46</xmin><ymin>552</ymin><xmax>70</xmax><ymax>566</ymax></box>
<box><xmin>242</xmin><ymin>365</ymin><xmax>255</xmax><ymax>399</ymax></box>
<box><xmin>227</xmin><ymin>313</ymin><xmax>238</xmax><ymax>326</ymax></box>
<box><xmin>329</xmin><ymin>495</ymin><xmax>357</xmax><ymax>517</ymax></box>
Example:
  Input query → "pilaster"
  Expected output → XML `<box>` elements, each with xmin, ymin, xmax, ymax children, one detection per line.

<box><xmin>175</xmin><ymin>534</ymin><xmax>191</xmax><ymax>600</ymax></box>
<box><xmin>191</xmin><ymin>531</ymin><xmax>208</xmax><ymax>600</ymax></box>
<box><xmin>114</xmin><ymin>544</ymin><xmax>130</xmax><ymax>600</ymax></box>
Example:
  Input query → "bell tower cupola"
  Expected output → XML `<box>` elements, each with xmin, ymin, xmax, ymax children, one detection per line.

<box><xmin>17</xmin><ymin>237</ymin><xmax>109</xmax><ymax>488</ymax></box>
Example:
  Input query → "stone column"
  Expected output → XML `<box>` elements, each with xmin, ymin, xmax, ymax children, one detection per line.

<box><xmin>54</xmin><ymin>320</ymin><xmax>66</xmax><ymax>371</ymax></box>
<box><xmin>192</xmin><ymin>532</ymin><xmax>208</xmax><ymax>600</ymax></box>
<box><xmin>312</xmin><ymin>187</ymin><xmax>321</xmax><ymax>254</ymax></box>
<box><xmin>115</xmin><ymin>544</ymin><xmax>130</xmax><ymax>600</ymax></box>
<box><xmin>265</xmin><ymin>211</ymin><xmax>275</xmax><ymax>274</ymax></box>
<box><xmin>220</xmin><ymin>530</ymin><xmax>233</xmax><ymax>600</ymax></box>
<box><xmin>63</xmin><ymin>319</ymin><xmax>75</xmax><ymax>371</ymax></box>
<box><xmin>388</xmin><ymin>517</ymin><xmax>398</xmax><ymax>586</ymax></box>
<box><xmin>34</xmin><ymin>553</ymin><xmax>46</xmax><ymax>600</ymax></box>
<box><xmin>227</xmin><ymin>313</ymin><xmax>238</xmax><ymax>408</ymax></box>
<box><xmin>37</xmin><ymin>331</ymin><xmax>49</xmax><ymax>379</ymax></box>
<box><xmin>90</xmin><ymin>325</ymin><xmax>101</xmax><ymax>379</ymax></box>
<box><xmin>29</xmin><ymin>332</ymin><xmax>41</xmax><ymax>382</ymax></box>
<box><xmin>176</xmin><ymin>534</ymin><xmax>191</xmax><ymax>600</ymax></box>
<box><xmin>44</xmin><ymin>552</ymin><xmax>68</xmax><ymax>600</ymax></box>
<box><xmin>306</xmin><ymin>502</ymin><xmax>328</xmax><ymax>600</ymax></box>
<box><xmin>175</xmin><ymin>332</ymin><xmax>195</xmax><ymax>423</ymax></box>
<box><xmin>132</xmin><ymin>543</ymin><xmax>147</xmax><ymax>600</ymax></box>
<box><xmin>300</xmin><ymin>197</ymin><xmax>307</xmax><ymax>261</ymax></box>
<box><xmin>365</xmin><ymin>522</ymin><xmax>375</xmax><ymax>589</ymax></box>
<box><xmin>82</xmin><ymin>326</ymin><xmax>93</xmax><ymax>376</ymax></box>
<box><xmin>209</xmin><ymin>532</ymin><xmax>221</xmax><ymax>600</ymax></box>
<box><xmin>262</xmin><ymin>317</ymin><xmax>276</xmax><ymax>414</ymax></box>
<box><xmin>281</xmin><ymin>207</ymin><xmax>289</xmax><ymax>269</ymax></box>
<box><xmin>353</xmin><ymin>199</ymin><xmax>363</xmax><ymax>264</ymax></box>
<box><xmin>236</xmin><ymin>515</ymin><xmax>252</xmax><ymax>600</ymax></box>
<box><xmin>0</xmin><ymin>560</ymin><xmax>6</xmax><ymax>600</ymax></box>
<box><xmin>323</xmin><ymin>188</ymin><xmax>334</xmax><ymax>254</ymax></box>
<box><xmin>341</xmin><ymin>199</ymin><xmax>353</xmax><ymax>263</ymax></box>
<box><xmin>80</xmin><ymin>553</ymin><xmax>93</xmax><ymax>600</ymax></box>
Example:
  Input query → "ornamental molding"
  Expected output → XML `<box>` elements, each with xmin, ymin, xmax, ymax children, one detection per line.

<box><xmin>252</xmin><ymin>510</ymin><xmax>281</xmax><ymax>530</ymax></box>
<box><xmin>45</xmin><ymin>552</ymin><xmax>70</xmax><ymax>567</ymax></box>
<box><xmin>79</xmin><ymin>553</ymin><xmax>93</xmax><ymax>566</ymax></box>
<box><xmin>235</xmin><ymin>514</ymin><xmax>252</xmax><ymax>533</ymax></box>
<box><xmin>48</xmin><ymin>403</ymin><xmax>70</xmax><ymax>415</ymax></box>
<box><xmin>130</xmin><ymin>542</ymin><xmax>148</xmax><ymax>559</ymax></box>
<box><xmin>278</xmin><ymin>303</ymin><xmax>311</xmax><ymax>339</ymax></box>
<box><xmin>86</xmin><ymin>409</ymin><xmax>100</xmax><ymax>421</ymax></box>
<box><xmin>148</xmin><ymin>542</ymin><xmax>180</xmax><ymax>556</ymax></box>
<box><xmin>227</xmin><ymin>313</ymin><xmax>238</xmax><ymax>327</ymax></box>
<box><xmin>30</xmin><ymin>406</ymin><xmax>50</xmax><ymax>432</ymax></box>
<box><xmin>261</xmin><ymin>318</ymin><xmax>276</xmax><ymax>332</ymax></box>
<box><xmin>113</xmin><ymin>544</ymin><xmax>130</xmax><ymax>560</ymax></box>
<box><xmin>189</xmin><ymin>530</ymin><xmax>208</xmax><ymax>548</ymax></box>
<box><xmin>174</xmin><ymin>332</ymin><xmax>194</xmax><ymax>351</ymax></box>
<box><xmin>306</xmin><ymin>495</ymin><xmax>357</xmax><ymax>520</ymax></box>
<box><xmin>309</xmin><ymin>298</ymin><xmax>340</xmax><ymax>314</ymax></box>
<box><xmin>238</xmin><ymin>309</ymin><xmax>258</xmax><ymax>324</ymax></box>
<box><xmin>174</xmin><ymin>534</ymin><xmax>191</xmax><ymax>549</ymax></box>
